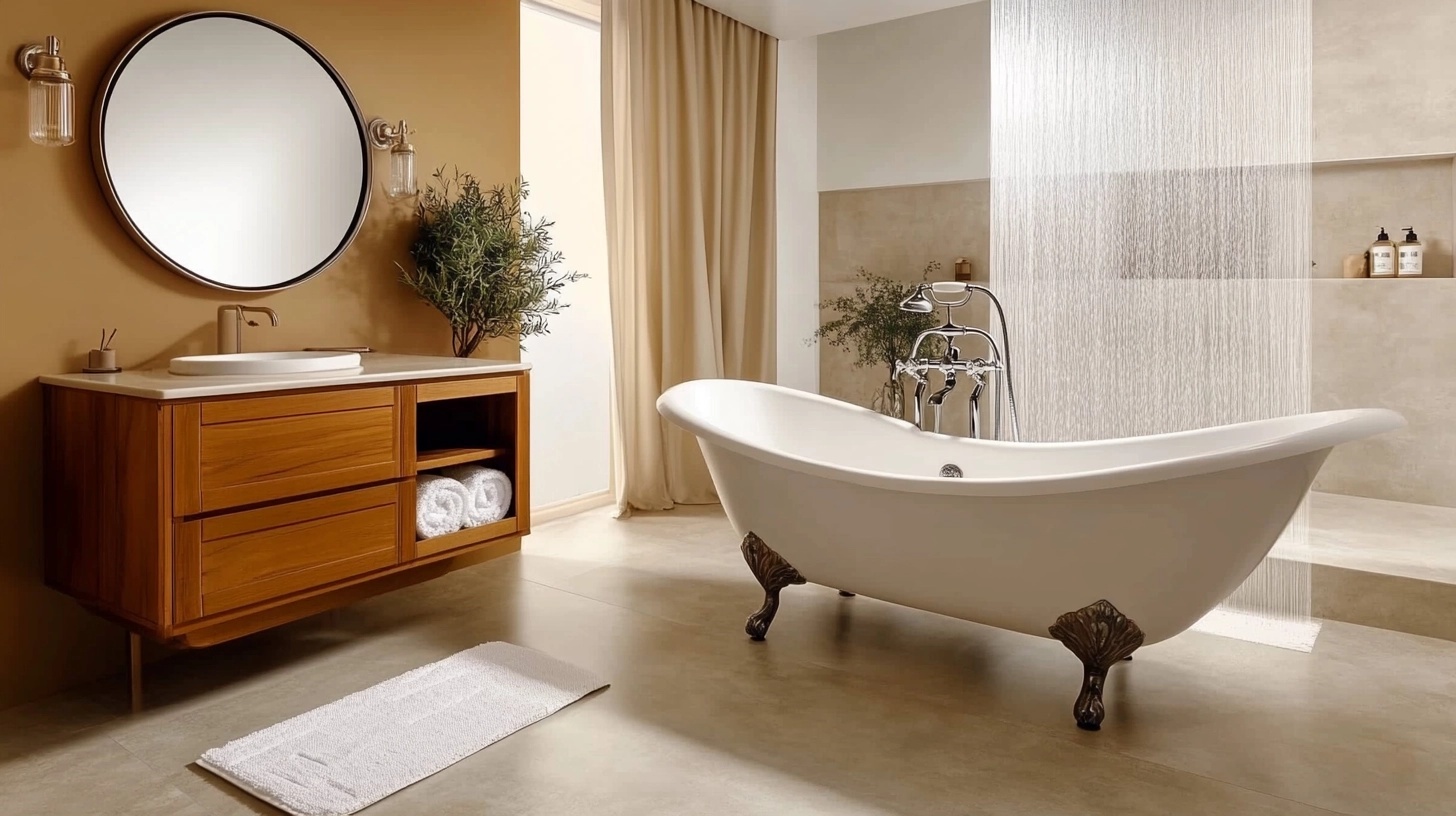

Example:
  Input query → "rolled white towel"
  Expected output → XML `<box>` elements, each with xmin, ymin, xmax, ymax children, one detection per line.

<box><xmin>440</xmin><ymin>465</ymin><xmax>513</xmax><ymax>526</ymax></box>
<box><xmin>416</xmin><ymin>474</ymin><xmax>469</xmax><ymax>539</ymax></box>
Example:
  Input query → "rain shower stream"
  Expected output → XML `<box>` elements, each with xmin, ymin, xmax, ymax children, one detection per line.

<box><xmin>991</xmin><ymin>0</ymin><xmax>1317</xmax><ymax>649</ymax></box>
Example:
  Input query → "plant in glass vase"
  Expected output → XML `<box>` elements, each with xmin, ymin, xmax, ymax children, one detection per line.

<box><xmin>401</xmin><ymin>168</ymin><xmax>585</xmax><ymax>357</ymax></box>
<box><xmin>813</xmin><ymin>263</ymin><xmax>944</xmax><ymax>418</ymax></box>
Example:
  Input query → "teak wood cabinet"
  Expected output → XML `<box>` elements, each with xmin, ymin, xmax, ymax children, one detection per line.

<box><xmin>43</xmin><ymin>371</ymin><xmax>530</xmax><ymax>655</ymax></box>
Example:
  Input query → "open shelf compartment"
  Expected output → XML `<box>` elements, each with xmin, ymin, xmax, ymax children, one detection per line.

<box><xmin>414</xmin><ymin>385</ymin><xmax>517</xmax><ymax>475</ymax></box>
<box><xmin>407</xmin><ymin>373</ymin><xmax>528</xmax><ymax>549</ymax></box>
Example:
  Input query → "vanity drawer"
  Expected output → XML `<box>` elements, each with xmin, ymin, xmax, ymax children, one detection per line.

<box><xmin>176</xmin><ymin>484</ymin><xmax>400</xmax><ymax>620</ymax></box>
<box><xmin>174</xmin><ymin>388</ymin><xmax>403</xmax><ymax>514</ymax></box>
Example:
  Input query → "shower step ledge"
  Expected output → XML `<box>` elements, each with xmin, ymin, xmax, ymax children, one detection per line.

<box><xmin>1267</xmin><ymin>491</ymin><xmax>1456</xmax><ymax>643</ymax></box>
<box><xmin>1312</xmin><ymin>560</ymin><xmax>1456</xmax><ymax>644</ymax></box>
<box><xmin>1261</xmin><ymin>554</ymin><xmax>1456</xmax><ymax>645</ymax></box>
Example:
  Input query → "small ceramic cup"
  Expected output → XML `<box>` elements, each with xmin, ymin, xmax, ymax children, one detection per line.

<box><xmin>87</xmin><ymin>348</ymin><xmax>118</xmax><ymax>371</ymax></box>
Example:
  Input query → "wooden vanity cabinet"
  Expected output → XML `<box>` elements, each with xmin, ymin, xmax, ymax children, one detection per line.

<box><xmin>42</xmin><ymin>371</ymin><xmax>529</xmax><ymax>650</ymax></box>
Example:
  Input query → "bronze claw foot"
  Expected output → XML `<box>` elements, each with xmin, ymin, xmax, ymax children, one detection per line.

<box><xmin>1048</xmin><ymin>599</ymin><xmax>1144</xmax><ymax>731</ymax></box>
<box><xmin>741</xmin><ymin>533</ymin><xmax>805</xmax><ymax>640</ymax></box>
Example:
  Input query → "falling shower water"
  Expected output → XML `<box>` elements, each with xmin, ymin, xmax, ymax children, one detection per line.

<box><xmin>991</xmin><ymin>0</ymin><xmax>1317</xmax><ymax>649</ymax></box>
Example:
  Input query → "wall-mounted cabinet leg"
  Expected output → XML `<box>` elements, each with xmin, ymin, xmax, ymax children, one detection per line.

<box><xmin>129</xmin><ymin>632</ymin><xmax>143</xmax><ymax>714</ymax></box>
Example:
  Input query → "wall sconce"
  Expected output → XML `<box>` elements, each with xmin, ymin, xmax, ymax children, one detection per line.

<box><xmin>367</xmin><ymin>118</ymin><xmax>416</xmax><ymax>201</ymax></box>
<box><xmin>15</xmin><ymin>36</ymin><xmax>75</xmax><ymax>147</ymax></box>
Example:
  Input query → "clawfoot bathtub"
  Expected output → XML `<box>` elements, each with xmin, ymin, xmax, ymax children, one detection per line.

<box><xmin>657</xmin><ymin>379</ymin><xmax>1403</xmax><ymax>730</ymax></box>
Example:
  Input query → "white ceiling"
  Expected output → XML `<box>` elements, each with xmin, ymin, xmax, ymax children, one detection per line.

<box><xmin>694</xmin><ymin>0</ymin><xmax>981</xmax><ymax>40</ymax></box>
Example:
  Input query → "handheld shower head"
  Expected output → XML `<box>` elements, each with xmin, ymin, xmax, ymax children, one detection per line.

<box><xmin>899</xmin><ymin>285</ymin><xmax>935</xmax><ymax>313</ymax></box>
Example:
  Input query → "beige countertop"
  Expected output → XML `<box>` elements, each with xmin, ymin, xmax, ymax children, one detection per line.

<box><xmin>39</xmin><ymin>353</ymin><xmax>530</xmax><ymax>400</ymax></box>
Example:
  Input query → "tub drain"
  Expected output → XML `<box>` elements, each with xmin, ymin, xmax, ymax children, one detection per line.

<box><xmin>939</xmin><ymin>464</ymin><xmax>963</xmax><ymax>478</ymax></box>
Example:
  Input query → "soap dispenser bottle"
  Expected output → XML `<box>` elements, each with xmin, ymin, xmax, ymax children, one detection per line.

<box><xmin>1398</xmin><ymin>227</ymin><xmax>1424</xmax><ymax>277</ymax></box>
<box><xmin>1369</xmin><ymin>227</ymin><xmax>1397</xmax><ymax>278</ymax></box>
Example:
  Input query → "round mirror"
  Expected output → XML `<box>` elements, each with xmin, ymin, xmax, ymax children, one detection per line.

<box><xmin>94</xmin><ymin>13</ymin><xmax>370</xmax><ymax>291</ymax></box>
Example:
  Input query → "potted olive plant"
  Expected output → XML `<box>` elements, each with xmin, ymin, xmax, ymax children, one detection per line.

<box><xmin>401</xmin><ymin>168</ymin><xmax>585</xmax><ymax>357</ymax></box>
<box><xmin>814</xmin><ymin>263</ymin><xmax>944</xmax><ymax>418</ymax></box>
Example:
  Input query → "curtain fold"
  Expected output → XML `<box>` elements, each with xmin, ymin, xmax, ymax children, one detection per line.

<box><xmin>602</xmin><ymin>0</ymin><xmax>777</xmax><ymax>514</ymax></box>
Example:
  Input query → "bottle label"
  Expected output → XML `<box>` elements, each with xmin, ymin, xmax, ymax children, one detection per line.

<box><xmin>1371</xmin><ymin>247</ymin><xmax>1396</xmax><ymax>277</ymax></box>
<box><xmin>1398</xmin><ymin>246</ymin><xmax>1423</xmax><ymax>277</ymax></box>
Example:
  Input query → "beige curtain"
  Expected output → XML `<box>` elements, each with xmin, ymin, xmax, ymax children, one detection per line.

<box><xmin>602</xmin><ymin>0</ymin><xmax>778</xmax><ymax>514</ymax></box>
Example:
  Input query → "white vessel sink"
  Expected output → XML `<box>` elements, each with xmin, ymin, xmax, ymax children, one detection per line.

<box><xmin>169</xmin><ymin>351</ymin><xmax>363</xmax><ymax>377</ymax></box>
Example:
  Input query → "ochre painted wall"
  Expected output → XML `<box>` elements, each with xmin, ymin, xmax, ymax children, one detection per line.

<box><xmin>0</xmin><ymin>0</ymin><xmax>521</xmax><ymax>709</ymax></box>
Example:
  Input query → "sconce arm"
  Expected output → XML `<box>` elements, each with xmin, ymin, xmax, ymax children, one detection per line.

<box><xmin>367</xmin><ymin>117</ymin><xmax>410</xmax><ymax>150</ymax></box>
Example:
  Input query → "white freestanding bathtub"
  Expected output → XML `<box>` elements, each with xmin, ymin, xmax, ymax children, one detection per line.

<box><xmin>657</xmin><ymin>379</ymin><xmax>1404</xmax><ymax>729</ymax></box>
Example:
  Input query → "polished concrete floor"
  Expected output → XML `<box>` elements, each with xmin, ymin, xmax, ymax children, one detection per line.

<box><xmin>4</xmin><ymin>505</ymin><xmax>1456</xmax><ymax>815</ymax></box>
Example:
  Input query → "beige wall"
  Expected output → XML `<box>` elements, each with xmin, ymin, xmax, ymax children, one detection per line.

<box><xmin>0</xmin><ymin>0</ymin><xmax>520</xmax><ymax>709</ymax></box>
<box><xmin>1313</xmin><ymin>280</ymin><xmax>1456</xmax><ymax>507</ymax></box>
<box><xmin>818</xmin><ymin>181</ymin><xmax>989</xmax><ymax>429</ymax></box>
<box><xmin>1313</xmin><ymin>0</ymin><xmax>1456</xmax><ymax>161</ymax></box>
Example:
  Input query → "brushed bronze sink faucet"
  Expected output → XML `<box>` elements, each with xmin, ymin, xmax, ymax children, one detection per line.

<box><xmin>217</xmin><ymin>305</ymin><xmax>279</xmax><ymax>354</ymax></box>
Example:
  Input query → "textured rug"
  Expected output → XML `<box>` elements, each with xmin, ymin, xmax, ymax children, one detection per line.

<box><xmin>197</xmin><ymin>642</ymin><xmax>608</xmax><ymax>816</ymax></box>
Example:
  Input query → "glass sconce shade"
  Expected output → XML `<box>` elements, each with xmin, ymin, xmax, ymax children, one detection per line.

<box><xmin>17</xmin><ymin>36</ymin><xmax>75</xmax><ymax>147</ymax></box>
<box><xmin>368</xmin><ymin>117</ymin><xmax>418</xmax><ymax>201</ymax></box>
<box><xmin>386</xmin><ymin>143</ymin><xmax>416</xmax><ymax>201</ymax></box>
<box><xmin>29</xmin><ymin>77</ymin><xmax>74</xmax><ymax>146</ymax></box>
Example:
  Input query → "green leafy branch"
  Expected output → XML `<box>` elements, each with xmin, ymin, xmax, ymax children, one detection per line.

<box><xmin>813</xmin><ymin>262</ymin><xmax>944</xmax><ymax>375</ymax></box>
<box><xmin>400</xmin><ymin>168</ymin><xmax>586</xmax><ymax>357</ymax></box>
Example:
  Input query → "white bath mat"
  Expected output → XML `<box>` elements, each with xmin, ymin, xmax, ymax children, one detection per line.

<box><xmin>197</xmin><ymin>642</ymin><xmax>608</xmax><ymax>816</ymax></box>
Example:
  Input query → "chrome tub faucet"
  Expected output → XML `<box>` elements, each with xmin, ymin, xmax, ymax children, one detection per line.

<box><xmin>895</xmin><ymin>282</ymin><xmax>1021</xmax><ymax>441</ymax></box>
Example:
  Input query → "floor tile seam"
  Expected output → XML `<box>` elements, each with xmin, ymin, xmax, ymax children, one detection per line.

<box><xmin>104</xmin><ymin>731</ymin><xmax>212</xmax><ymax>814</ymax></box>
